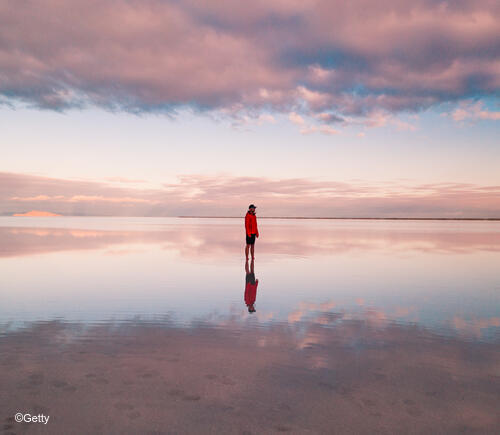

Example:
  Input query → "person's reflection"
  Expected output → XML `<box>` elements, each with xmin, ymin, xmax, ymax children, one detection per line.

<box><xmin>244</xmin><ymin>258</ymin><xmax>258</xmax><ymax>313</ymax></box>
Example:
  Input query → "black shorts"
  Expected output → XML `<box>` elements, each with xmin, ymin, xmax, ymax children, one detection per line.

<box><xmin>246</xmin><ymin>234</ymin><xmax>256</xmax><ymax>245</ymax></box>
<box><xmin>246</xmin><ymin>272</ymin><xmax>256</xmax><ymax>285</ymax></box>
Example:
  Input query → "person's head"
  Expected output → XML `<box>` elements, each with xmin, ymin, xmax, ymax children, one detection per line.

<box><xmin>248</xmin><ymin>204</ymin><xmax>257</xmax><ymax>214</ymax></box>
<box><xmin>248</xmin><ymin>304</ymin><xmax>256</xmax><ymax>313</ymax></box>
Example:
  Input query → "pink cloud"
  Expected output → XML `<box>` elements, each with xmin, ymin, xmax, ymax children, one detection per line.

<box><xmin>451</xmin><ymin>101</ymin><xmax>500</xmax><ymax>122</ymax></box>
<box><xmin>2</xmin><ymin>172</ymin><xmax>500</xmax><ymax>218</ymax></box>
<box><xmin>12</xmin><ymin>210</ymin><xmax>61</xmax><ymax>217</ymax></box>
<box><xmin>67</xmin><ymin>195</ymin><xmax>160</xmax><ymax>204</ymax></box>
<box><xmin>289</xmin><ymin>111</ymin><xmax>340</xmax><ymax>135</ymax></box>
<box><xmin>288</xmin><ymin>112</ymin><xmax>305</xmax><ymax>126</ymax></box>
<box><xmin>0</xmin><ymin>0</ymin><xmax>497</xmax><ymax>122</ymax></box>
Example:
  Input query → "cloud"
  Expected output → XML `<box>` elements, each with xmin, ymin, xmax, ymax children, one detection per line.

<box><xmin>299</xmin><ymin>124</ymin><xmax>340</xmax><ymax>135</ymax></box>
<box><xmin>12</xmin><ymin>210</ymin><xmax>61</xmax><ymax>217</ymax></box>
<box><xmin>288</xmin><ymin>112</ymin><xmax>305</xmax><ymax>125</ymax></box>
<box><xmin>451</xmin><ymin>100</ymin><xmax>500</xmax><ymax>122</ymax></box>
<box><xmin>1</xmin><ymin>172</ymin><xmax>168</xmax><ymax>217</ymax></box>
<box><xmin>392</xmin><ymin>118</ymin><xmax>417</xmax><ymax>132</ymax></box>
<box><xmin>2</xmin><ymin>172</ymin><xmax>500</xmax><ymax>218</ymax></box>
<box><xmin>67</xmin><ymin>195</ymin><xmax>160</xmax><ymax>204</ymax></box>
<box><xmin>104</xmin><ymin>177</ymin><xmax>147</xmax><ymax>184</ymax></box>
<box><xmin>0</xmin><ymin>0</ymin><xmax>498</xmax><ymax>122</ymax></box>
<box><xmin>289</xmin><ymin>111</ymin><xmax>340</xmax><ymax>135</ymax></box>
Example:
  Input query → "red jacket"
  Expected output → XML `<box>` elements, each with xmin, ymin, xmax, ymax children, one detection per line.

<box><xmin>245</xmin><ymin>212</ymin><xmax>259</xmax><ymax>237</ymax></box>
<box><xmin>245</xmin><ymin>280</ymin><xmax>259</xmax><ymax>306</ymax></box>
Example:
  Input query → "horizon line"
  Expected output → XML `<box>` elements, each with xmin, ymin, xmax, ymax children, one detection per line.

<box><xmin>179</xmin><ymin>216</ymin><xmax>500</xmax><ymax>221</ymax></box>
<box><xmin>2</xmin><ymin>215</ymin><xmax>500</xmax><ymax>221</ymax></box>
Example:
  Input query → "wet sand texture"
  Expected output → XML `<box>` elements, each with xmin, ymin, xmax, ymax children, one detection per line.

<box><xmin>1</xmin><ymin>319</ymin><xmax>499</xmax><ymax>434</ymax></box>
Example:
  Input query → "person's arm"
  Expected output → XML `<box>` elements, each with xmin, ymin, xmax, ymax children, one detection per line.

<box><xmin>255</xmin><ymin>217</ymin><xmax>259</xmax><ymax>237</ymax></box>
<box><xmin>245</xmin><ymin>214</ymin><xmax>251</xmax><ymax>236</ymax></box>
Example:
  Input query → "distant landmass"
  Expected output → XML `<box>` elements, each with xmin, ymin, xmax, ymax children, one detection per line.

<box><xmin>178</xmin><ymin>216</ymin><xmax>500</xmax><ymax>221</ymax></box>
<box><xmin>12</xmin><ymin>210</ymin><xmax>61</xmax><ymax>217</ymax></box>
<box><xmin>2</xmin><ymin>213</ymin><xmax>498</xmax><ymax>220</ymax></box>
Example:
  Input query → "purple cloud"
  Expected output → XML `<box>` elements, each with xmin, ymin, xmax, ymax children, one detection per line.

<box><xmin>1</xmin><ymin>172</ymin><xmax>500</xmax><ymax>218</ymax></box>
<box><xmin>0</xmin><ymin>0</ymin><xmax>498</xmax><ymax>121</ymax></box>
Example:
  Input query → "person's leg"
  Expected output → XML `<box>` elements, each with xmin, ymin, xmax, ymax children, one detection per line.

<box><xmin>245</xmin><ymin>244</ymin><xmax>249</xmax><ymax>259</ymax></box>
<box><xmin>250</xmin><ymin>244</ymin><xmax>255</xmax><ymax>259</ymax></box>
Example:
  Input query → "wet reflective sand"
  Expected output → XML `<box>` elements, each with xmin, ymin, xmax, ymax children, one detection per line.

<box><xmin>1</xmin><ymin>218</ymin><xmax>499</xmax><ymax>434</ymax></box>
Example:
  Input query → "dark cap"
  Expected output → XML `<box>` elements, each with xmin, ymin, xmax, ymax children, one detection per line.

<box><xmin>248</xmin><ymin>204</ymin><xmax>257</xmax><ymax>209</ymax></box>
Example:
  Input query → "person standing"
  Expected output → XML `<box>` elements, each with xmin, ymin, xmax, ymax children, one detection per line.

<box><xmin>245</xmin><ymin>204</ymin><xmax>259</xmax><ymax>260</ymax></box>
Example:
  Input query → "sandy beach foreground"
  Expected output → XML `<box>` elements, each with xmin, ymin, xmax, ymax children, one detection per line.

<box><xmin>1</xmin><ymin>317</ymin><xmax>499</xmax><ymax>434</ymax></box>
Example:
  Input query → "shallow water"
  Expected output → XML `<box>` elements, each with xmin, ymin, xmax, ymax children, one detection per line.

<box><xmin>1</xmin><ymin>217</ymin><xmax>499</xmax><ymax>434</ymax></box>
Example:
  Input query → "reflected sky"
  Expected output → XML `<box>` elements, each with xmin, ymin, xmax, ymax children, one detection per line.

<box><xmin>1</xmin><ymin>217</ymin><xmax>499</xmax><ymax>342</ymax></box>
<box><xmin>1</xmin><ymin>217</ymin><xmax>500</xmax><ymax>433</ymax></box>
<box><xmin>1</xmin><ymin>318</ymin><xmax>499</xmax><ymax>434</ymax></box>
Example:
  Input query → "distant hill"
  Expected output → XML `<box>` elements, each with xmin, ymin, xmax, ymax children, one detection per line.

<box><xmin>12</xmin><ymin>210</ymin><xmax>61</xmax><ymax>217</ymax></box>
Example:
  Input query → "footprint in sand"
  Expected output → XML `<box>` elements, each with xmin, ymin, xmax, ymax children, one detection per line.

<box><xmin>3</xmin><ymin>416</ymin><xmax>16</xmax><ymax>434</ymax></box>
<box><xmin>373</xmin><ymin>373</ymin><xmax>387</xmax><ymax>381</ymax></box>
<box><xmin>3</xmin><ymin>422</ymin><xmax>14</xmax><ymax>431</ymax></box>
<box><xmin>318</xmin><ymin>381</ymin><xmax>337</xmax><ymax>390</ymax></box>
<box><xmin>406</xmin><ymin>406</ymin><xmax>423</xmax><ymax>417</ymax></box>
<box><xmin>114</xmin><ymin>403</ymin><xmax>134</xmax><ymax>410</ymax></box>
<box><xmin>140</xmin><ymin>373</ymin><xmax>155</xmax><ymax>379</ymax></box>
<box><xmin>361</xmin><ymin>398</ymin><xmax>377</xmax><ymax>407</ymax></box>
<box><xmin>127</xmin><ymin>411</ymin><xmax>141</xmax><ymax>420</ymax></box>
<box><xmin>31</xmin><ymin>405</ymin><xmax>50</xmax><ymax>415</ymax></box>
<box><xmin>182</xmin><ymin>394</ymin><xmax>201</xmax><ymax>401</ymax></box>
<box><xmin>51</xmin><ymin>380</ymin><xmax>68</xmax><ymax>388</ymax></box>
<box><xmin>25</xmin><ymin>373</ymin><xmax>44</xmax><ymax>387</ymax></box>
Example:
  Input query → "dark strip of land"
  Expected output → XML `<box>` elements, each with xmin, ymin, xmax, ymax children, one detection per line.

<box><xmin>178</xmin><ymin>216</ymin><xmax>500</xmax><ymax>221</ymax></box>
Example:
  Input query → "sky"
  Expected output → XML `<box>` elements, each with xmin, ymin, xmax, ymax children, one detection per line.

<box><xmin>1</xmin><ymin>0</ymin><xmax>499</xmax><ymax>217</ymax></box>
